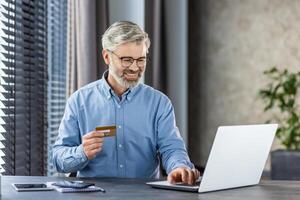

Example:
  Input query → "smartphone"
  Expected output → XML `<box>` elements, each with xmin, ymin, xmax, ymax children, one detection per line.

<box><xmin>51</xmin><ymin>181</ymin><xmax>95</xmax><ymax>188</ymax></box>
<box><xmin>12</xmin><ymin>183</ymin><xmax>54</xmax><ymax>192</ymax></box>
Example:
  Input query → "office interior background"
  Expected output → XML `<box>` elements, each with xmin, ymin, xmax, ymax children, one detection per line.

<box><xmin>0</xmin><ymin>0</ymin><xmax>299</xmax><ymax>177</ymax></box>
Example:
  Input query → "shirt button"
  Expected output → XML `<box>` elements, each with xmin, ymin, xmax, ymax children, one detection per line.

<box><xmin>118</xmin><ymin>125</ymin><xmax>122</xmax><ymax>129</ymax></box>
<box><xmin>117</xmin><ymin>105</ymin><xmax>121</xmax><ymax>108</ymax></box>
<box><xmin>119</xmin><ymin>164</ymin><xmax>123</xmax><ymax>168</ymax></box>
<box><xmin>118</xmin><ymin>144</ymin><xmax>122</xmax><ymax>148</ymax></box>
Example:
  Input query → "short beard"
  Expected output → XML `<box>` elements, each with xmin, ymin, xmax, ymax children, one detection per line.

<box><xmin>109</xmin><ymin>65</ymin><xmax>143</xmax><ymax>89</ymax></box>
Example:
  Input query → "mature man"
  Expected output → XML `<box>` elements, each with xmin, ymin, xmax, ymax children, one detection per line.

<box><xmin>53</xmin><ymin>21</ymin><xmax>199</xmax><ymax>185</ymax></box>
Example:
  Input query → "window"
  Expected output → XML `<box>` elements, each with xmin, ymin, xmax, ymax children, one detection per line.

<box><xmin>47</xmin><ymin>0</ymin><xmax>67</xmax><ymax>176</ymax></box>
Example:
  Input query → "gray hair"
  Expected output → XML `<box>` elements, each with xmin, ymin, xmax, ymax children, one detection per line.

<box><xmin>102</xmin><ymin>21</ymin><xmax>150</xmax><ymax>52</ymax></box>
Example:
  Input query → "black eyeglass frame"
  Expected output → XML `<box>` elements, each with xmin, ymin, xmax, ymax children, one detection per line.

<box><xmin>108</xmin><ymin>50</ymin><xmax>148</xmax><ymax>68</ymax></box>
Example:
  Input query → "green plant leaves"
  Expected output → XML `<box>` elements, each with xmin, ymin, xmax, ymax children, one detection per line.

<box><xmin>259</xmin><ymin>67</ymin><xmax>300</xmax><ymax>150</ymax></box>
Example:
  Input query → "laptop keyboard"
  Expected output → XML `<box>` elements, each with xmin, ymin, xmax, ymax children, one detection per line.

<box><xmin>174</xmin><ymin>177</ymin><xmax>202</xmax><ymax>186</ymax></box>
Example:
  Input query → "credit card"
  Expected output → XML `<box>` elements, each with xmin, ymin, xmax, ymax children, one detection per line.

<box><xmin>95</xmin><ymin>125</ymin><xmax>116</xmax><ymax>137</ymax></box>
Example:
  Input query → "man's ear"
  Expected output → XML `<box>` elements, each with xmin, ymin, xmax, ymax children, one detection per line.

<box><xmin>102</xmin><ymin>49</ymin><xmax>110</xmax><ymax>65</ymax></box>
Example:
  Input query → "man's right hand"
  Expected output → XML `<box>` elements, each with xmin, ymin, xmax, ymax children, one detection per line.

<box><xmin>82</xmin><ymin>131</ymin><xmax>105</xmax><ymax>160</ymax></box>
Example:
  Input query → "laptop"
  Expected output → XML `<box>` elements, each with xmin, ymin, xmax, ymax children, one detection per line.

<box><xmin>147</xmin><ymin>124</ymin><xmax>278</xmax><ymax>193</ymax></box>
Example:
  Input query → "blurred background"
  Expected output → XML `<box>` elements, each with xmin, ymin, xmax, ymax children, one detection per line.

<box><xmin>0</xmin><ymin>0</ymin><xmax>299</xmax><ymax>177</ymax></box>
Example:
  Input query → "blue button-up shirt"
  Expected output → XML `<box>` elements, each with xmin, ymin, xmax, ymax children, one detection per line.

<box><xmin>52</xmin><ymin>71</ymin><xmax>194</xmax><ymax>178</ymax></box>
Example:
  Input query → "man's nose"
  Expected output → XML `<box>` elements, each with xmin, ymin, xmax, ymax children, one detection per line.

<box><xmin>128</xmin><ymin>60</ymin><xmax>139</xmax><ymax>71</ymax></box>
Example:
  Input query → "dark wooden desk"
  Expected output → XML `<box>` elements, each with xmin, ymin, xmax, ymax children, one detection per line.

<box><xmin>1</xmin><ymin>176</ymin><xmax>300</xmax><ymax>200</ymax></box>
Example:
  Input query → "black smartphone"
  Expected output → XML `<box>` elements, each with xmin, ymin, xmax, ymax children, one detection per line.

<box><xmin>12</xmin><ymin>183</ymin><xmax>53</xmax><ymax>191</ymax></box>
<box><xmin>52</xmin><ymin>181</ymin><xmax>95</xmax><ymax>188</ymax></box>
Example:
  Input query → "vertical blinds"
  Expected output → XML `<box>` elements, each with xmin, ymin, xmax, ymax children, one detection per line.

<box><xmin>0</xmin><ymin>0</ymin><xmax>47</xmax><ymax>175</ymax></box>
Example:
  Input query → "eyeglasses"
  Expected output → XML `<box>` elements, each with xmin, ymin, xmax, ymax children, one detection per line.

<box><xmin>108</xmin><ymin>50</ymin><xmax>147</xmax><ymax>68</ymax></box>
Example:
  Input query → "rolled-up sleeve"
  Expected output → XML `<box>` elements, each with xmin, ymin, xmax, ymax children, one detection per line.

<box><xmin>52</xmin><ymin>95</ymin><xmax>89</xmax><ymax>173</ymax></box>
<box><xmin>156</xmin><ymin>96</ymin><xmax>194</xmax><ymax>174</ymax></box>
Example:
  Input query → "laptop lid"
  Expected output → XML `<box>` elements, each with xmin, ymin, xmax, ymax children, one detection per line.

<box><xmin>146</xmin><ymin>124</ymin><xmax>277</xmax><ymax>193</ymax></box>
<box><xmin>198</xmin><ymin>124</ymin><xmax>277</xmax><ymax>193</ymax></box>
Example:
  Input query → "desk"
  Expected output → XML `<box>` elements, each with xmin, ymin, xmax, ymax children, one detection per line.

<box><xmin>1</xmin><ymin>176</ymin><xmax>300</xmax><ymax>200</ymax></box>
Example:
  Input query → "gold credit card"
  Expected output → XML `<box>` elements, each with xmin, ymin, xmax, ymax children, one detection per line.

<box><xmin>95</xmin><ymin>125</ymin><xmax>116</xmax><ymax>137</ymax></box>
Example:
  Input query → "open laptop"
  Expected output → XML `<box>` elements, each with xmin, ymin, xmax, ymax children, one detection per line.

<box><xmin>147</xmin><ymin>124</ymin><xmax>278</xmax><ymax>193</ymax></box>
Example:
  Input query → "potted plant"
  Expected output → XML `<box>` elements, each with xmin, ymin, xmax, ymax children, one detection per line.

<box><xmin>259</xmin><ymin>67</ymin><xmax>300</xmax><ymax>180</ymax></box>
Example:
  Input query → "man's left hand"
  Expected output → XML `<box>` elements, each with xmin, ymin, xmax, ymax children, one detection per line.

<box><xmin>167</xmin><ymin>167</ymin><xmax>200</xmax><ymax>185</ymax></box>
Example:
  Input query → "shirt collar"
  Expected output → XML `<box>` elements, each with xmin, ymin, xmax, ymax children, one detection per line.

<box><xmin>100</xmin><ymin>70</ymin><xmax>142</xmax><ymax>101</ymax></box>
<box><xmin>101</xmin><ymin>70</ymin><xmax>113</xmax><ymax>100</ymax></box>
